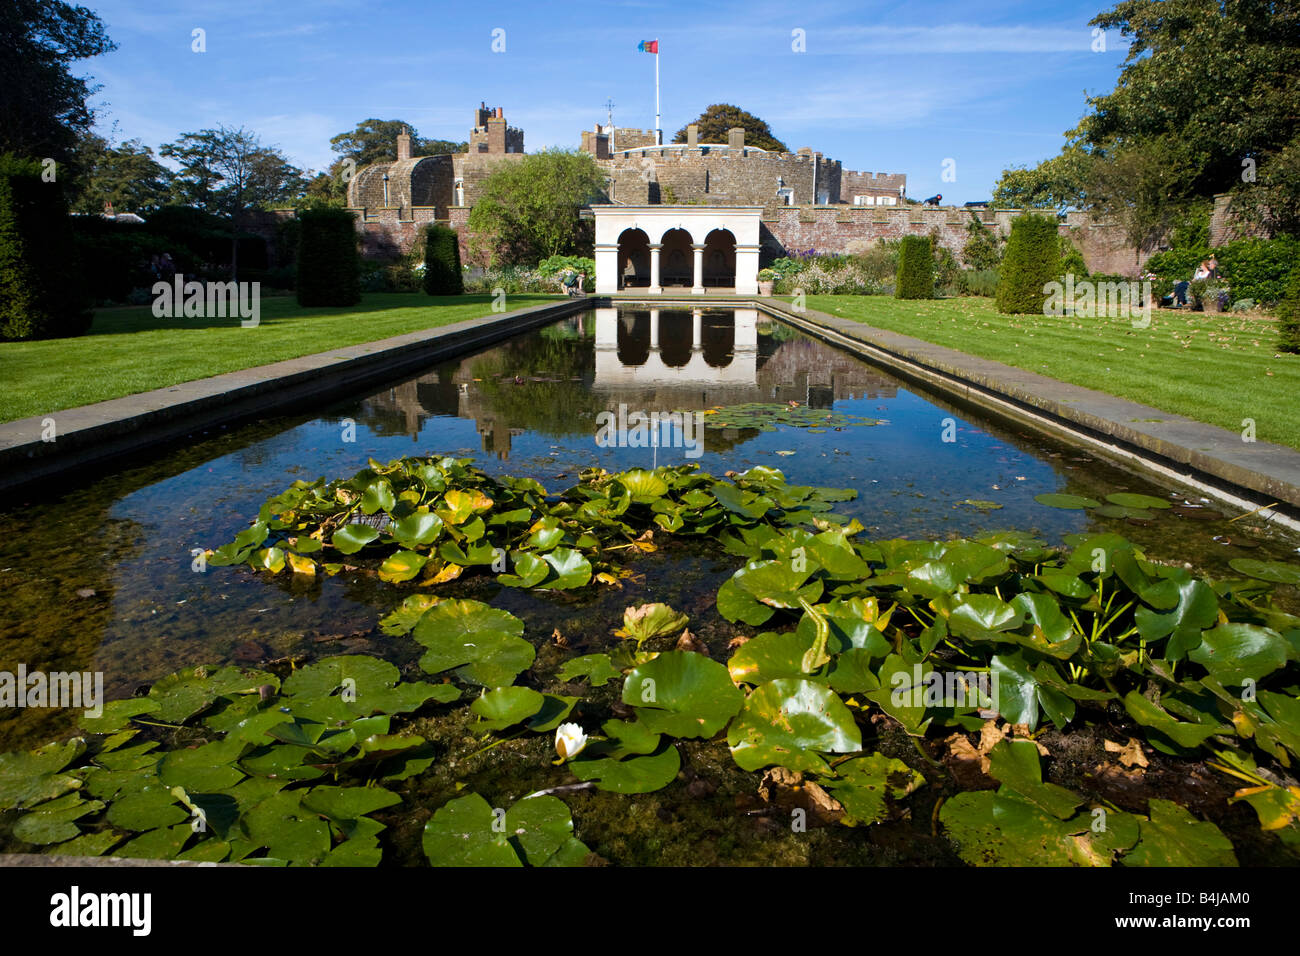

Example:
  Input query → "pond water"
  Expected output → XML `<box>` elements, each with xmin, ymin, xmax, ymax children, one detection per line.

<box><xmin>2</xmin><ymin>305</ymin><xmax>1297</xmax><ymax>864</ymax></box>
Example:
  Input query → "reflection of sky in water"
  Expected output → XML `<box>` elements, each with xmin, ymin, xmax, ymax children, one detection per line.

<box><xmin>5</xmin><ymin>306</ymin><xmax>1296</xmax><ymax>728</ymax></box>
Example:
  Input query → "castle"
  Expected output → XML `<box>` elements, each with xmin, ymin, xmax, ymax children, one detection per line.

<box><xmin>342</xmin><ymin>103</ymin><xmax>1140</xmax><ymax>274</ymax></box>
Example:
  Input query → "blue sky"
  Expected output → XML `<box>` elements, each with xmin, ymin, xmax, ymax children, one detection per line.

<box><xmin>83</xmin><ymin>0</ymin><xmax>1131</xmax><ymax>203</ymax></box>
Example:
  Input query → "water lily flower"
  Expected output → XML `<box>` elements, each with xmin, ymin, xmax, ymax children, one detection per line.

<box><xmin>555</xmin><ymin>722</ymin><xmax>587</xmax><ymax>761</ymax></box>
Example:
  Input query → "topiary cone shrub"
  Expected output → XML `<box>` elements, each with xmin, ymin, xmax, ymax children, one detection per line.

<box><xmin>895</xmin><ymin>235</ymin><xmax>935</xmax><ymax>299</ymax></box>
<box><xmin>1278</xmin><ymin>266</ymin><xmax>1300</xmax><ymax>354</ymax></box>
<box><xmin>996</xmin><ymin>213</ymin><xmax>1060</xmax><ymax>315</ymax></box>
<box><xmin>296</xmin><ymin>207</ymin><xmax>360</xmax><ymax>307</ymax></box>
<box><xmin>424</xmin><ymin>224</ymin><xmax>464</xmax><ymax>295</ymax></box>
<box><xmin>0</xmin><ymin>154</ymin><xmax>92</xmax><ymax>340</ymax></box>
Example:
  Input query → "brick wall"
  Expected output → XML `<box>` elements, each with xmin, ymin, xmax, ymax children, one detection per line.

<box><xmin>1060</xmin><ymin>211</ymin><xmax>1155</xmax><ymax>275</ymax></box>
<box><xmin>840</xmin><ymin>170</ymin><xmax>906</xmax><ymax>204</ymax></box>
<box><xmin>762</xmin><ymin>204</ymin><xmax>1150</xmax><ymax>275</ymax></box>
<box><xmin>1209</xmin><ymin>192</ymin><xmax>1272</xmax><ymax>246</ymax></box>
<box><xmin>351</xmin><ymin>207</ymin><xmax>441</xmax><ymax>260</ymax></box>
<box><xmin>762</xmin><ymin>204</ymin><xmax>1019</xmax><ymax>265</ymax></box>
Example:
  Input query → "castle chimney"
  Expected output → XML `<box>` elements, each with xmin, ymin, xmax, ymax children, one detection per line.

<box><xmin>686</xmin><ymin>124</ymin><xmax>699</xmax><ymax>148</ymax></box>
<box><xmin>396</xmin><ymin>128</ymin><xmax>412</xmax><ymax>161</ymax></box>
<box><xmin>727</xmin><ymin>127</ymin><xmax>745</xmax><ymax>150</ymax></box>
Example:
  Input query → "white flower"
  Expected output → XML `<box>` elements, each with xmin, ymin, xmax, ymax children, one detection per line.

<box><xmin>554</xmin><ymin>722</ymin><xmax>587</xmax><ymax>761</ymax></box>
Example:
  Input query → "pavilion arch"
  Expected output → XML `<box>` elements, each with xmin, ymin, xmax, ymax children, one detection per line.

<box><xmin>702</xmin><ymin>228</ymin><xmax>737</xmax><ymax>288</ymax></box>
<box><xmin>657</xmin><ymin>310</ymin><xmax>694</xmax><ymax>367</ymax></box>
<box><xmin>616</xmin><ymin>228</ymin><xmax>650</xmax><ymax>289</ymax></box>
<box><xmin>701</xmin><ymin>311</ymin><xmax>736</xmax><ymax>367</ymax></box>
<box><xmin>593</xmin><ymin>205</ymin><xmax>762</xmax><ymax>295</ymax></box>
<box><xmin>616</xmin><ymin>309</ymin><xmax>651</xmax><ymax>366</ymax></box>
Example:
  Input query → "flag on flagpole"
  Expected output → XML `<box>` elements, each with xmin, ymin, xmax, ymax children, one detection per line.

<box><xmin>637</xmin><ymin>40</ymin><xmax>658</xmax><ymax>53</ymax></box>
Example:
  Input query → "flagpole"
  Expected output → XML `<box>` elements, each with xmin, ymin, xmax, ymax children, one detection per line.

<box><xmin>655</xmin><ymin>39</ymin><xmax>661</xmax><ymax>145</ymax></box>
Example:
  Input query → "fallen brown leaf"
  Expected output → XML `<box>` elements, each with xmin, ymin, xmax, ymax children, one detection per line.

<box><xmin>1104</xmin><ymin>737</ymin><xmax>1149</xmax><ymax>769</ymax></box>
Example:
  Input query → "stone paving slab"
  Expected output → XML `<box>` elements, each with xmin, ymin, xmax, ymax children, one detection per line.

<box><xmin>759</xmin><ymin>298</ymin><xmax>1300</xmax><ymax>518</ymax></box>
<box><xmin>0</xmin><ymin>298</ymin><xmax>588</xmax><ymax>493</ymax></box>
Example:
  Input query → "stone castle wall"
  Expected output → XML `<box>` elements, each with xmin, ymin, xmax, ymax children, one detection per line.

<box><xmin>603</xmin><ymin>145</ymin><xmax>842</xmax><ymax>206</ymax></box>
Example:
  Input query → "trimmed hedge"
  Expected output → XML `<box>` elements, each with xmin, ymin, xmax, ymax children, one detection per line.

<box><xmin>996</xmin><ymin>214</ymin><xmax>1060</xmax><ymax>315</ymax></box>
<box><xmin>0</xmin><ymin>154</ymin><xmax>92</xmax><ymax>340</ymax></box>
<box><xmin>296</xmin><ymin>207</ymin><xmax>360</xmax><ymax>307</ymax></box>
<box><xmin>1278</xmin><ymin>266</ymin><xmax>1300</xmax><ymax>354</ymax></box>
<box><xmin>1145</xmin><ymin>237</ymin><xmax>1300</xmax><ymax>306</ymax></box>
<box><xmin>895</xmin><ymin>235</ymin><xmax>934</xmax><ymax>299</ymax></box>
<box><xmin>424</xmin><ymin>224</ymin><xmax>464</xmax><ymax>295</ymax></box>
<box><xmin>1216</xmin><ymin>237</ymin><xmax>1300</xmax><ymax>305</ymax></box>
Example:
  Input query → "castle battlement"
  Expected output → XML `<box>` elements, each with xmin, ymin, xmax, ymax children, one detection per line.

<box><xmin>843</xmin><ymin>170</ymin><xmax>907</xmax><ymax>185</ymax></box>
<box><xmin>610</xmin><ymin>145</ymin><xmax>838</xmax><ymax>166</ymax></box>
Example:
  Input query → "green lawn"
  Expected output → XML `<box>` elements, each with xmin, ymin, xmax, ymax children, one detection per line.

<box><xmin>803</xmin><ymin>294</ymin><xmax>1300</xmax><ymax>451</ymax></box>
<box><xmin>0</xmin><ymin>292</ymin><xmax>560</xmax><ymax>423</ymax></box>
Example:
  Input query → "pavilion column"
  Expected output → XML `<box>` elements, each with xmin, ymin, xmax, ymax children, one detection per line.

<box><xmin>691</xmin><ymin>243</ymin><xmax>705</xmax><ymax>295</ymax></box>
<box><xmin>734</xmin><ymin>243</ymin><xmax>760</xmax><ymax>295</ymax></box>
<box><xmin>594</xmin><ymin>243</ymin><xmax>619</xmax><ymax>294</ymax></box>
<box><xmin>648</xmin><ymin>244</ymin><xmax>662</xmax><ymax>295</ymax></box>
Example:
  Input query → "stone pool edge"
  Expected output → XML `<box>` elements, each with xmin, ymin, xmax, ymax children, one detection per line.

<box><xmin>754</xmin><ymin>297</ymin><xmax>1300</xmax><ymax>529</ymax></box>
<box><xmin>0</xmin><ymin>297</ymin><xmax>589</xmax><ymax>494</ymax></box>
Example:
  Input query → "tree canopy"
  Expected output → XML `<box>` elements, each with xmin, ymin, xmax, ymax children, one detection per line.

<box><xmin>0</xmin><ymin>0</ymin><xmax>115</xmax><ymax>164</ymax></box>
<box><xmin>992</xmin><ymin>146</ymin><xmax>1089</xmax><ymax>214</ymax></box>
<box><xmin>68</xmin><ymin>132</ymin><xmax>173</xmax><ymax>215</ymax></box>
<box><xmin>329</xmin><ymin>119</ymin><xmax>467</xmax><ymax>168</ymax></box>
<box><xmin>162</xmin><ymin>127</ymin><xmax>304</xmax><ymax>216</ymax></box>
<box><xmin>994</xmin><ymin>0</ymin><xmax>1300</xmax><ymax>241</ymax></box>
<box><xmin>466</xmin><ymin>148</ymin><xmax>607</xmax><ymax>264</ymax></box>
<box><xmin>672</xmin><ymin>104</ymin><xmax>788</xmax><ymax>152</ymax></box>
<box><xmin>161</xmin><ymin>127</ymin><xmax>305</xmax><ymax>278</ymax></box>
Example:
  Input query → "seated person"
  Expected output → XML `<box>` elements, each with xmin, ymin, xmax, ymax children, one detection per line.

<box><xmin>560</xmin><ymin>271</ymin><xmax>586</xmax><ymax>296</ymax></box>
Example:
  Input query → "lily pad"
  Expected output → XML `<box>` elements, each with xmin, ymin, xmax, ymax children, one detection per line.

<box><xmin>1188</xmin><ymin>623</ymin><xmax>1290</xmax><ymax>685</ymax></box>
<box><xmin>1228</xmin><ymin>558</ymin><xmax>1300</xmax><ymax>585</ymax></box>
<box><xmin>615</xmin><ymin>603</ymin><xmax>689</xmax><ymax>646</ymax></box>
<box><xmin>941</xmin><ymin>790</ymin><xmax>1139</xmax><ymax>866</ymax></box>
<box><xmin>412</xmin><ymin>600</ymin><xmax>534</xmax><ymax>687</ymax></box>
<box><xmin>1034</xmin><ymin>493</ymin><xmax>1102</xmax><ymax>510</ymax></box>
<box><xmin>1105</xmin><ymin>492</ymin><xmax>1172</xmax><ymax>510</ymax></box>
<box><xmin>470</xmin><ymin>686</ymin><xmax>545</xmax><ymax>734</ymax></box>
<box><xmin>1123</xmin><ymin>799</ymin><xmax>1237</xmax><ymax>867</ymax></box>
<box><xmin>556</xmin><ymin>654</ymin><xmax>622</xmax><ymax>688</ymax></box>
<box><xmin>622</xmin><ymin>651</ymin><xmax>743</xmax><ymax>738</ymax></box>
<box><xmin>540</xmin><ymin>548</ymin><xmax>592</xmax><ymax>589</ymax></box>
<box><xmin>570</xmin><ymin>741</ymin><xmax>681</xmax><ymax>794</ymax></box>
<box><xmin>423</xmin><ymin>792</ymin><xmax>585</xmax><ymax>866</ymax></box>
<box><xmin>377</xmin><ymin>550</ymin><xmax>428</xmax><ymax>583</ymax></box>
<box><xmin>821</xmin><ymin>754</ymin><xmax>924</xmax><ymax>826</ymax></box>
<box><xmin>728</xmin><ymin>678</ymin><xmax>861</xmax><ymax>773</ymax></box>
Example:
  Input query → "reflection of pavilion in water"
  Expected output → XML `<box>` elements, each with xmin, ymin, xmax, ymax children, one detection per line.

<box><xmin>357</xmin><ymin>309</ymin><xmax>899</xmax><ymax>458</ymax></box>
<box><xmin>594</xmin><ymin>307</ymin><xmax>897</xmax><ymax>410</ymax></box>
